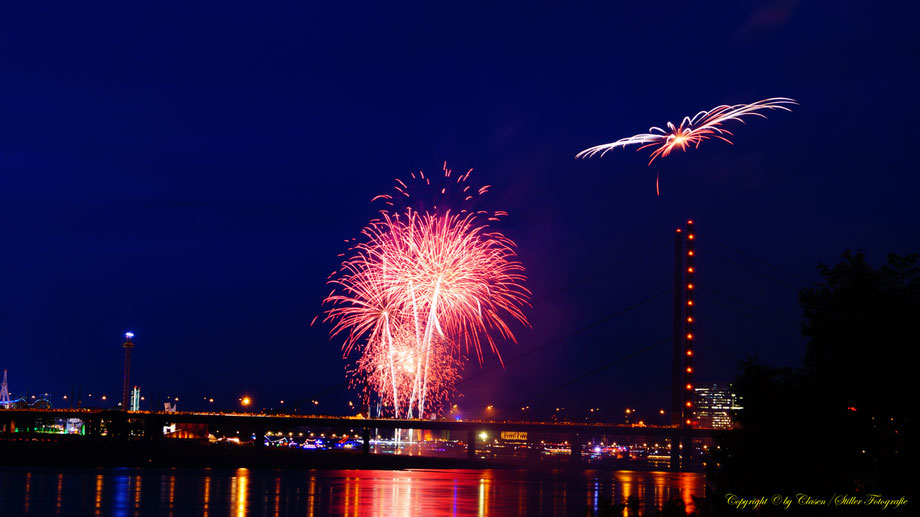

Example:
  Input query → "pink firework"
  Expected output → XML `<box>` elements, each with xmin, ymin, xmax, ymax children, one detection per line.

<box><xmin>323</xmin><ymin>165</ymin><xmax>530</xmax><ymax>419</ymax></box>
<box><xmin>576</xmin><ymin>97</ymin><xmax>796</xmax><ymax>164</ymax></box>
<box><xmin>353</xmin><ymin>327</ymin><xmax>463</xmax><ymax>417</ymax></box>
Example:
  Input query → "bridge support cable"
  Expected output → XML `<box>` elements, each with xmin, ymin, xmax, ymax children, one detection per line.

<box><xmin>707</xmin><ymin>237</ymin><xmax>813</xmax><ymax>285</ymax></box>
<box><xmin>536</xmin><ymin>240</ymin><xmax>671</xmax><ymax>301</ymax></box>
<box><xmin>695</xmin><ymin>290</ymin><xmax>801</xmax><ymax>337</ymax></box>
<box><xmin>292</xmin><ymin>288</ymin><xmax>672</xmax><ymax>413</ymax></box>
<box><xmin>457</xmin><ymin>288</ymin><xmax>672</xmax><ymax>388</ymax></box>
<box><xmin>493</xmin><ymin>337</ymin><xmax>669</xmax><ymax>420</ymax></box>
<box><xmin>701</xmin><ymin>246</ymin><xmax>803</xmax><ymax>290</ymax></box>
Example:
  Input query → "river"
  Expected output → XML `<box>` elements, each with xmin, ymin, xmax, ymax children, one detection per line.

<box><xmin>0</xmin><ymin>467</ymin><xmax>704</xmax><ymax>516</ymax></box>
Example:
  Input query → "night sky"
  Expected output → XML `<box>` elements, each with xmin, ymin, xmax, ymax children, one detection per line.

<box><xmin>2</xmin><ymin>2</ymin><xmax>917</xmax><ymax>420</ymax></box>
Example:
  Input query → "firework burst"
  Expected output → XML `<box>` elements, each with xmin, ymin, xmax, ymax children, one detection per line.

<box><xmin>323</xmin><ymin>164</ymin><xmax>530</xmax><ymax>419</ymax></box>
<box><xmin>353</xmin><ymin>328</ymin><xmax>463</xmax><ymax>417</ymax></box>
<box><xmin>576</xmin><ymin>97</ymin><xmax>796</xmax><ymax>164</ymax></box>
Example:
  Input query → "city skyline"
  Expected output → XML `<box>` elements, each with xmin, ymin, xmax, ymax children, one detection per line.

<box><xmin>2</xmin><ymin>1</ymin><xmax>917</xmax><ymax>420</ymax></box>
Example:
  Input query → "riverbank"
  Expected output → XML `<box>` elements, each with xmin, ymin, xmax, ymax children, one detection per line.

<box><xmin>0</xmin><ymin>436</ymin><xmax>681</xmax><ymax>472</ymax></box>
<box><xmin>0</xmin><ymin>437</ymin><xmax>502</xmax><ymax>470</ymax></box>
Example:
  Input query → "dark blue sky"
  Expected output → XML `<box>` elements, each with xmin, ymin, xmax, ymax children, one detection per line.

<box><xmin>2</xmin><ymin>1</ymin><xmax>917</xmax><ymax>419</ymax></box>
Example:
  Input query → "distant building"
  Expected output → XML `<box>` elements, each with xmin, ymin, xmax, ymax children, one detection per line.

<box><xmin>130</xmin><ymin>386</ymin><xmax>141</xmax><ymax>412</ymax></box>
<box><xmin>693</xmin><ymin>384</ymin><xmax>742</xmax><ymax>429</ymax></box>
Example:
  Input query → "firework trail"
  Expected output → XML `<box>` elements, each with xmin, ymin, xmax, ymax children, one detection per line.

<box><xmin>323</xmin><ymin>164</ymin><xmax>530</xmax><ymax>419</ymax></box>
<box><xmin>576</xmin><ymin>97</ymin><xmax>796</xmax><ymax>165</ymax></box>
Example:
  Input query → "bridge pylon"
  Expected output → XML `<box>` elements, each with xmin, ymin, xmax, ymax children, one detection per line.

<box><xmin>670</xmin><ymin>219</ymin><xmax>697</xmax><ymax>471</ymax></box>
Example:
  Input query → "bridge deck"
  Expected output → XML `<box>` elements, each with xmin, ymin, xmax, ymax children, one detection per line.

<box><xmin>0</xmin><ymin>409</ymin><xmax>718</xmax><ymax>437</ymax></box>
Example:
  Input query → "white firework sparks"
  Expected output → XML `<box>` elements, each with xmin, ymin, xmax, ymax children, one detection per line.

<box><xmin>576</xmin><ymin>97</ymin><xmax>796</xmax><ymax>164</ymax></box>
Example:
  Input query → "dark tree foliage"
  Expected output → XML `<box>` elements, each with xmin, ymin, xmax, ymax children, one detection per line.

<box><xmin>800</xmin><ymin>251</ymin><xmax>917</xmax><ymax>420</ymax></box>
<box><xmin>706</xmin><ymin>252</ymin><xmax>916</xmax><ymax>514</ymax></box>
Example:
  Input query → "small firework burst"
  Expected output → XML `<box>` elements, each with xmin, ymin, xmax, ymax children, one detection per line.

<box><xmin>576</xmin><ymin>97</ymin><xmax>796</xmax><ymax>164</ymax></box>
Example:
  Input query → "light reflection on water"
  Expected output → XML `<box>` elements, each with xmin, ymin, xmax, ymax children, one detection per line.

<box><xmin>0</xmin><ymin>467</ymin><xmax>704</xmax><ymax>516</ymax></box>
<box><xmin>112</xmin><ymin>472</ymin><xmax>129</xmax><ymax>517</ymax></box>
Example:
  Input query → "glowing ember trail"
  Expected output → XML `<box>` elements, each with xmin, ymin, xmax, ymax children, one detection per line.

<box><xmin>576</xmin><ymin>97</ymin><xmax>796</xmax><ymax>164</ymax></box>
<box><xmin>323</xmin><ymin>164</ymin><xmax>530</xmax><ymax>419</ymax></box>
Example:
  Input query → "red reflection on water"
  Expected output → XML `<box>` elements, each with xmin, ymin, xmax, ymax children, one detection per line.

<box><xmin>2</xmin><ymin>466</ymin><xmax>704</xmax><ymax>516</ymax></box>
<box><xmin>323</xmin><ymin>470</ymin><xmax>497</xmax><ymax>516</ymax></box>
<box><xmin>133</xmin><ymin>474</ymin><xmax>142</xmax><ymax>517</ymax></box>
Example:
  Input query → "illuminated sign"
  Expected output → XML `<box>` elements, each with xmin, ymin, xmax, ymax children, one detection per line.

<box><xmin>500</xmin><ymin>431</ymin><xmax>527</xmax><ymax>441</ymax></box>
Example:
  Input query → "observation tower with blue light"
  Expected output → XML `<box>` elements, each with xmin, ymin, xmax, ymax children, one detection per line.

<box><xmin>121</xmin><ymin>332</ymin><xmax>135</xmax><ymax>411</ymax></box>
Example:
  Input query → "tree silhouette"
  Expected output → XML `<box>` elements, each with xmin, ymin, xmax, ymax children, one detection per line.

<box><xmin>707</xmin><ymin>251</ymin><xmax>916</xmax><ymax>512</ymax></box>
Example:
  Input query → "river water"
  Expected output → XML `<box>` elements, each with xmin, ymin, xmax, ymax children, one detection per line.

<box><xmin>0</xmin><ymin>467</ymin><xmax>704</xmax><ymax>516</ymax></box>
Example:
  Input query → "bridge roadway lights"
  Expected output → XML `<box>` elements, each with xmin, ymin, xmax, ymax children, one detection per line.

<box><xmin>467</xmin><ymin>430</ymin><xmax>476</xmax><ymax>460</ymax></box>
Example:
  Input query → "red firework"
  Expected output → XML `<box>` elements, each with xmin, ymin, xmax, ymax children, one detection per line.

<box><xmin>323</xmin><ymin>165</ymin><xmax>530</xmax><ymax>418</ymax></box>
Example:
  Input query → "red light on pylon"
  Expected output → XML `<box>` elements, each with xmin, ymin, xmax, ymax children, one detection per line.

<box><xmin>687</xmin><ymin>300</ymin><xmax>693</xmax><ymax>306</ymax></box>
<box><xmin>688</xmin><ymin>235</ymin><xmax>694</xmax><ymax>240</ymax></box>
<box><xmin>687</xmin><ymin>284</ymin><xmax>694</xmax><ymax>289</ymax></box>
<box><xmin>688</xmin><ymin>251</ymin><xmax>694</xmax><ymax>256</ymax></box>
<box><xmin>686</xmin><ymin>333</ymin><xmax>693</xmax><ymax>340</ymax></box>
<box><xmin>685</xmin><ymin>419</ymin><xmax>691</xmax><ymax>425</ymax></box>
<box><xmin>687</xmin><ymin>317</ymin><xmax>693</xmax><ymax>322</ymax></box>
<box><xmin>686</xmin><ymin>350</ymin><xmax>692</xmax><ymax>356</ymax></box>
<box><xmin>687</xmin><ymin>267</ymin><xmax>694</xmax><ymax>273</ymax></box>
<box><xmin>686</xmin><ymin>384</ymin><xmax>692</xmax><ymax>390</ymax></box>
<box><xmin>686</xmin><ymin>367</ymin><xmax>693</xmax><ymax>373</ymax></box>
<box><xmin>686</xmin><ymin>401</ymin><xmax>692</xmax><ymax>407</ymax></box>
<box><xmin>687</xmin><ymin>220</ymin><xmax>693</xmax><ymax>224</ymax></box>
